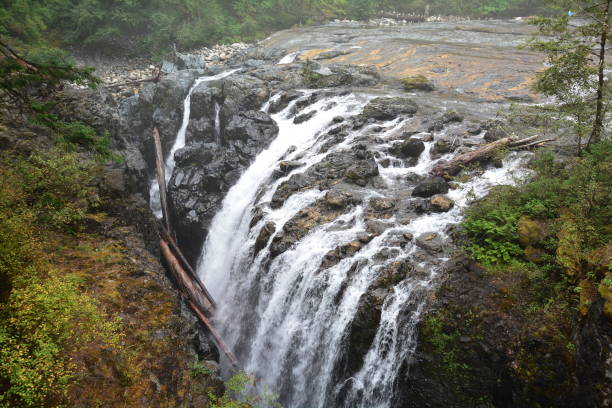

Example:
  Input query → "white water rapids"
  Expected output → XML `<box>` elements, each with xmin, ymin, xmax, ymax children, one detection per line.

<box><xmin>150</xmin><ymin>78</ymin><xmax>531</xmax><ymax>406</ymax></box>
<box><xmin>191</xmin><ymin>92</ymin><xmax>530</xmax><ymax>407</ymax></box>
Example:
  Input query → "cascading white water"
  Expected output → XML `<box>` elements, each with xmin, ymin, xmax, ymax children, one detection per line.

<box><xmin>278</xmin><ymin>51</ymin><xmax>301</xmax><ymax>64</ymax></box>
<box><xmin>213</xmin><ymin>101</ymin><xmax>222</xmax><ymax>145</ymax></box>
<box><xmin>196</xmin><ymin>92</ymin><xmax>531</xmax><ymax>408</ymax></box>
<box><xmin>149</xmin><ymin>69</ymin><xmax>238</xmax><ymax>217</ymax></box>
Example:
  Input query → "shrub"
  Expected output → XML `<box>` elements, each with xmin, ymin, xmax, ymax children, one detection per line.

<box><xmin>13</xmin><ymin>149</ymin><xmax>98</xmax><ymax>232</ymax></box>
<box><xmin>462</xmin><ymin>140</ymin><xmax>611</xmax><ymax>282</ymax></box>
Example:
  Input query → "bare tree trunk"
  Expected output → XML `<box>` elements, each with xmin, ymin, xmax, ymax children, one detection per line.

<box><xmin>587</xmin><ymin>0</ymin><xmax>610</xmax><ymax>149</ymax></box>
<box><xmin>153</xmin><ymin>128</ymin><xmax>172</xmax><ymax>232</ymax></box>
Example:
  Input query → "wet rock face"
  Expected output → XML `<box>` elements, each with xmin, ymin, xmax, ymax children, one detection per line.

<box><xmin>169</xmin><ymin>104</ymin><xmax>279</xmax><ymax>263</ymax></box>
<box><xmin>344</xmin><ymin>261</ymin><xmax>412</xmax><ymax>374</ymax></box>
<box><xmin>399</xmin><ymin>255</ymin><xmax>611</xmax><ymax>408</ymax></box>
<box><xmin>270</xmin><ymin>199</ymin><xmax>345</xmax><ymax>258</ymax></box>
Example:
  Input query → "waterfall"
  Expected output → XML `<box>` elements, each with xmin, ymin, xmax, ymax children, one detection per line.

<box><xmin>195</xmin><ymin>92</ymin><xmax>530</xmax><ymax>407</ymax></box>
<box><xmin>278</xmin><ymin>51</ymin><xmax>301</xmax><ymax>65</ymax></box>
<box><xmin>149</xmin><ymin>69</ymin><xmax>238</xmax><ymax>217</ymax></box>
<box><xmin>213</xmin><ymin>101</ymin><xmax>222</xmax><ymax>145</ymax></box>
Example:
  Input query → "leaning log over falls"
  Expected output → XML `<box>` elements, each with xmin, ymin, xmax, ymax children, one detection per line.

<box><xmin>431</xmin><ymin>136</ymin><xmax>553</xmax><ymax>179</ymax></box>
<box><xmin>153</xmin><ymin>127</ymin><xmax>237</xmax><ymax>367</ymax></box>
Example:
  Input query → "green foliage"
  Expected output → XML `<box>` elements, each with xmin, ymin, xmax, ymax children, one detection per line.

<box><xmin>208</xmin><ymin>371</ymin><xmax>281</xmax><ymax>408</ymax></box>
<box><xmin>463</xmin><ymin>140</ymin><xmax>612</xmax><ymax>282</ymax></box>
<box><xmin>0</xmin><ymin>272</ymin><xmax>122</xmax><ymax>408</ymax></box>
<box><xmin>525</xmin><ymin>0</ymin><xmax>610</xmax><ymax>152</ymax></box>
<box><xmin>14</xmin><ymin>149</ymin><xmax>98</xmax><ymax>233</ymax></box>
<box><xmin>0</xmin><ymin>151</ymin><xmax>122</xmax><ymax>407</ymax></box>
<box><xmin>190</xmin><ymin>356</ymin><xmax>215</xmax><ymax>378</ymax></box>
<box><xmin>1</xmin><ymin>0</ymin><xmax>550</xmax><ymax>55</ymax></box>
<box><xmin>0</xmin><ymin>43</ymin><xmax>99</xmax><ymax>105</ymax></box>
<box><xmin>464</xmin><ymin>208</ymin><xmax>523</xmax><ymax>264</ymax></box>
<box><xmin>30</xmin><ymin>102</ymin><xmax>121</xmax><ymax>163</ymax></box>
<box><xmin>422</xmin><ymin>313</ymin><xmax>470</xmax><ymax>377</ymax></box>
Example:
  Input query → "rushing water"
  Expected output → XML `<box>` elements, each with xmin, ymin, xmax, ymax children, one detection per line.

<box><xmin>149</xmin><ymin>69</ymin><xmax>238</xmax><ymax>217</ymax></box>
<box><xmin>193</xmin><ymin>91</ymin><xmax>530</xmax><ymax>407</ymax></box>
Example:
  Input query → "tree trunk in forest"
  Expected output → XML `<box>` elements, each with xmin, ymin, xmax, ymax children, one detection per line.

<box><xmin>587</xmin><ymin>0</ymin><xmax>610</xmax><ymax>149</ymax></box>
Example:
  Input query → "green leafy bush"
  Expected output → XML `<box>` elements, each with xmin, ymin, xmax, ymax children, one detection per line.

<box><xmin>14</xmin><ymin>149</ymin><xmax>98</xmax><ymax>232</ymax></box>
<box><xmin>462</xmin><ymin>140</ymin><xmax>611</xmax><ymax>280</ymax></box>
<box><xmin>464</xmin><ymin>208</ymin><xmax>523</xmax><ymax>264</ymax></box>
<box><xmin>208</xmin><ymin>371</ymin><xmax>281</xmax><ymax>408</ymax></box>
<box><xmin>0</xmin><ymin>151</ymin><xmax>122</xmax><ymax>407</ymax></box>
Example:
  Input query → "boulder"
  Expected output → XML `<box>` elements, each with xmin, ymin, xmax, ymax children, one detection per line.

<box><xmin>401</xmin><ymin>75</ymin><xmax>435</xmax><ymax>92</ymax></box>
<box><xmin>412</xmin><ymin>177</ymin><xmax>449</xmax><ymax>197</ymax></box>
<box><xmin>431</xmin><ymin>140</ymin><xmax>453</xmax><ymax>155</ymax></box>
<box><xmin>361</xmin><ymin>97</ymin><xmax>418</xmax><ymax>121</ymax></box>
<box><xmin>517</xmin><ymin>216</ymin><xmax>546</xmax><ymax>248</ymax></box>
<box><xmin>415</xmin><ymin>232</ymin><xmax>444</xmax><ymax>253</ymax></box>
<box><xmin>255</xmin><ymin>222</ymin><xmax>276</xmax><ymax>254</ymax></box>
<box><xmin>293</xmin><ymin>110</ymin><xmax>317</xmax><ymax>124</ymax></box>
<box><xmin>442</xmin><ymin>110</ymin><xmax>464</xmax><ymax>123</ymax></box>
<box><xmin>429</xmin><ymin>195</ymin><xmax>455</xmax><ymax>212</ymax></box>
<box><xmin>278</xmin><ymin>160</ymin><xmax>304</xmax><ymax>174</ymax></box>
<box><xmin>483</xmin><ymin>120</ymin><xmax>509</xmax><ymax>142</ymax></box>
<box><xmin>390</xmin><ymin>138</ymin><xmax>425</xmax><ymax>159</ymax></box>
<box><xmin>344</xmin><ymin>158</ymin><xmax>379</xmax><ymax>187</ymax></box>
<box><xmin>324</xmin><ymin>190</ymin><xmax>354</xmax><ymax>209</ymax></box>
<box><xmin>369</xmin><ymin>198</ymin><xmax>395</xmax><ymax>212</ymax></box>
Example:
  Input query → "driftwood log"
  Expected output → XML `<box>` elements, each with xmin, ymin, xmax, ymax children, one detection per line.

<box><xmin>431</xmin><ymin>136</ymin><xmax>554</xmax><ymax>179</ymax></box>
<box><xmin>153</xmin><ymin>127</ymin><xmax>172</xmax><ymax>232</ymax></box>
<box><xmin>161</xmin><ymin>240</ymin><xmax>237</xmax><ymax>366</ymax></box>
<box><xmin>153</xmin><ymin>128</ymin><xmax>236</xmax><ymax>366</ymax></box>
<box><xmin>160</xmin><ymin>240</ymin><xmax>215</xmax><ymax>316</ymax></box>
<box><xmin>158</xmin><ymin>222</ymin><xmax>217</xmax><ymax>309</ymax></box>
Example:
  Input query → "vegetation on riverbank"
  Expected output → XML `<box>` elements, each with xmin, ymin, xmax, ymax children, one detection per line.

<box><xmin>0</xmin><ymin>0</ymin><xmax>548</xmax><ymax>55</ymax></box>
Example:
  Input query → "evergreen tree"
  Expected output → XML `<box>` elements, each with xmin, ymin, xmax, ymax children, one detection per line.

<box><xmin>527</xmin><ymin>0</ymin><xmax>610</xmax><ymax>152</ymax></box>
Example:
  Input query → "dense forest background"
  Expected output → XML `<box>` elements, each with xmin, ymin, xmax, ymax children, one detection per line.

<box><xmin>1</xmin><ymin>0</ymin><xmax>549</xmax><ymax>55</ymax></box>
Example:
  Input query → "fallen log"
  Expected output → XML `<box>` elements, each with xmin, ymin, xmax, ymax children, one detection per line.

<box><xmin>158</xmin><ymin>222</ymin><xmax>217</xmax><ymax>309</ymax></box>
<box><xmin>431</xmin><ymin>136</ymin><xmax>552</xmax><ymax>179</ymax></box>
<box><xmin>160</xmin><ymin>239</ymin><xmax>215</xmax><ymax>316</ymax></box>
<box><xmin>188</xmin><ymin>300</ymin><xmax>238</xmax><ymax>367</ymax></box>
<box><xmin>153</xmin><ymin>128</ymin><xmax>172</xmax><ymax>232</ymax></box>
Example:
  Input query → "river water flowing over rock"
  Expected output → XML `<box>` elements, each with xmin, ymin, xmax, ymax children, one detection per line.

<box><xmin>195</xmin><ymin>91</ymin><xmax>530</xmax><ymax>407</ymax></box>
<box><xmin>128</xmin><ymin>19</ymin><xmax>548</xmax><ymax>408</ymax></box>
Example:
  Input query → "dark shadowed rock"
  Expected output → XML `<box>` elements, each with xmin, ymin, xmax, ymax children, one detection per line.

<box><xmin>412</xmin><ymin>177</ymin><xmax>449</xmax><ymax>198</ymax></box>
<box><xmin>390</xmin><ymin>137</ymin><xmax>425</xmax><ymax>159</ymax></box>
<box><xmin>293</xmin><ymin>110</ymin><xmax>317</xmax><ymax>124</ymax></box>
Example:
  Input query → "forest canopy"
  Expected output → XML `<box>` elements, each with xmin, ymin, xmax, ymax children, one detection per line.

<box><xmin>0</xmin><ymin>0</ymin><xmax>549</xmax><ymax>54</ymax></box>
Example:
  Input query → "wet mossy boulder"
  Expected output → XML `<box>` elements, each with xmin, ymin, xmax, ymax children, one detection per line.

<box><xmin>401</xmin><ymin>75</ymin><xmax>435</xmax><ymax>92</ymax></box>
<box><xmin>517</xmin><ymin>216</ymin><xmax>547</xmax><ymax>247</ymax></box>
